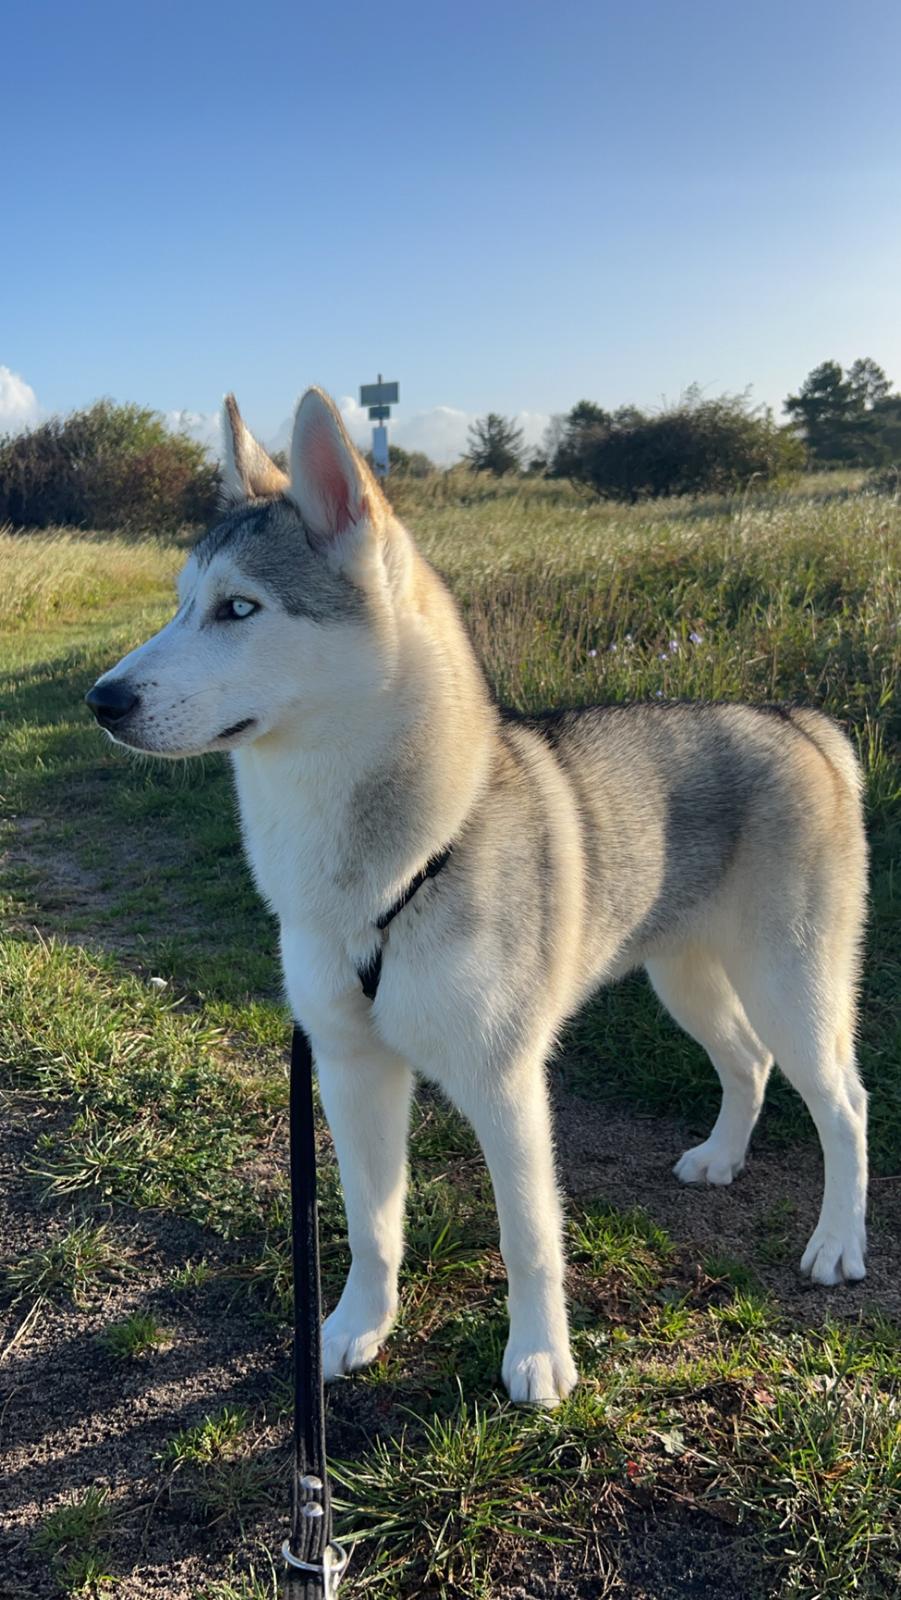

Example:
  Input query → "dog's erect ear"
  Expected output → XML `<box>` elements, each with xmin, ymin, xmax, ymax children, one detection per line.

<box><xmin>221</xmin><ymin>394</ymin><xmax>289</xmax><ymax>500</ymax></box>
<box><xmin>290</xmin><ymin>388</ymin><xmax>377</xmax><ymax>551</ymax></box>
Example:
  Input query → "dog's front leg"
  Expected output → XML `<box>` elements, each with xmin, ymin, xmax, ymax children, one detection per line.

<box><xmin>450</xmin><ymin>1051</ymin><xmax>577</xmax><ymax>1407</ymax></box>
<box><xmin>315</xmin><ymin>1046</ymin><xmax>414</xmax><ymax>1379</ymax></box>
<box><xmin>281</xmin><ymin>928</ymin><xmax>414</xmax><ymax>1380</ymax></box>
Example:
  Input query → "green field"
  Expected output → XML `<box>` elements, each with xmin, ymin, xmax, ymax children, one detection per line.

<box><xmin>1</xmin><ymin>475</ymin><xmax>899</xmax><ymax>1599</ymax></box>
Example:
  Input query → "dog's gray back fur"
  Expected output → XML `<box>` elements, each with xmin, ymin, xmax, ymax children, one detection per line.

<box><xmin>381</xmin><ymin>692</ymin><xmax>866</xmax><ymax>1063</ymax></box>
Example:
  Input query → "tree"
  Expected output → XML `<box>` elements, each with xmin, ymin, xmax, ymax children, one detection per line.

<box><xmin>784</xmin><ymin>358</ymin><xmax>898</xmax><ymax>466</ymax></box>
<box><xmin>784</xmin><ymin>361</ymin><xmax>854</xmax><ymax>463</ymax></box>
<box><xmin>544</xmin><ymin>400</ymin><xmax>613</xmax><ymax>481</ymax></box>
<box><xmin>869</xmin><ymin>394</ymin><xmax>901</xmax><ymax>461</ymax></box>
<box><xmin>539</xmin><ymin>414</ymin><xmax>568</xmax><ymax>463</ymax></box>
<box><xmin>844</xmin><ymin>360</ymin><xmax>897</xmax><ymax>467</ymax></box>
<box><xmin>847</xmin><ymin>358</ymin><xmax>891</xmax><ymax>412</ymax></box>
<box><xmin>528</xmin><ymin>414</ymin><xmax>569</xmax><ymax>474</ymax></box>
<box><xmin>464</xmin><ymin>413</ymin><xmax>524</xmax><ymax>474</ymax></box>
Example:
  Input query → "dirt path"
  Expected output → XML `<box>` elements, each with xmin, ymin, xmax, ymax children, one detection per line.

<box><xmin>554</xmin><ymin>1090</ymin><xmax>901</xmax><ymax>1325</ymax></box>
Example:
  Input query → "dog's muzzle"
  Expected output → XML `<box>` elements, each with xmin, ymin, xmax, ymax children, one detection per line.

<box><xmin>85</xmin><ymin>679</ymin><xmax>140</xmax><ymax>728</ymax></box>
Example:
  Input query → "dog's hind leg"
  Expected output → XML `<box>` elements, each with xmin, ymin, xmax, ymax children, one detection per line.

<box><xmin>646</xmin><ymin>945</ymin><xmax>773</xmax><ymax>1186</ymax></box>
<box><xmin>316</xmin><ymin>1047</ymin><xmax>414</xmax><ymax>1378</ymax></box>
<box><xmin>723</xmin><ymin>946</ymin><xmax>867</xmax><ymax>1285</ymax></box>
<box><xmin>447</xmin><ymin>1048</ymin><xmax>577</xmax><ymax>1407</ymax></box>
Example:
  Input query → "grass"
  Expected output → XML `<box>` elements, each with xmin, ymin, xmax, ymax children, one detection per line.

<box><xmin>32</xmin><ymin>1487</ymin><xmax>115</xmax><ymax>1596</ymax></box>
<box><xmin>721</xmin><ymin>1332</ymin><xmax>901</xmax><ymax>1597</ymax></box>
<box><xmin>101</xmin><ymin>1310</ymin><xmax>171</xmax><ymax>1359</ymax></box>
<box><xmin>159</xmin><ymin>1407</ymin><xmax>250</xmax><ymax>1468</ymax></box>
<box><xmin>194</xmin><ymin>1554</ymin><xmax>281</xmax><ymax>1600</ymax></box>
<box><xmin>3</xmin><ymin>1219</ymin><xmax>126</xmax><ymax>1308</ymax></box>
<box><xmin>159</xmin><ymin>1409</ymin><xmax>274</xmax><ymax>1530</ymax></box>
<box><xmin>331</xmin><ymin>1395</ymin><xmax>581</xmax><ymax>1595</ymax></box>
<box><xmin>1</xmin><ymin>1218</ymin><xmax>129</xmax><ymax>1358</ymax></box>
<box><xmin>1</xmin><ymin>936</ymin><xmax>280</xmax><ymax>1233</ymax></box>
<box><xmin>0</xmin><ymin>473</ymin><xmax>899</xmax><ymax>1597</ymax></box>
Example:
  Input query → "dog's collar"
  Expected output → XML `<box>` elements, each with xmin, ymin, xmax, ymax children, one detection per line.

<box><xmin>357</xmin><ymin>845</ymin><xmax>453</xmax><ymax>1001</ymax></box>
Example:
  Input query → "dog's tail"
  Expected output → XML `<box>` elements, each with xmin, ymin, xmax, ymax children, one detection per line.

<box><xmin>788</xmin><ymin>707</ymin><xmax>864</xmax><ymax>803</ymax></box>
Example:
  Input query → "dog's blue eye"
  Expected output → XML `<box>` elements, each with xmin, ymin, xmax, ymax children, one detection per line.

<box><xmin>217</xmin><ymin>597</ymin><xmax>258</xmax><ymax>621</ymax></box>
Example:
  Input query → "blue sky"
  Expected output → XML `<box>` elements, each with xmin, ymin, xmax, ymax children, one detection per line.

<box><xmin>3</xmin><ymin>0</ymin><xmax>900</xmax><ymax>460</ymax></box>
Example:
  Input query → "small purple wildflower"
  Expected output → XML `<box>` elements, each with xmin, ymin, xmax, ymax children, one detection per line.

<box><xmin>668</xmin><ymin>639</ymin><xmax>680</xmax><ymax>654</ymax></box>
<box><xmin>690</xmin><ymin>630</ymin><xmax>703</xmax><ymax>645</ymax></box>
<box><xmin>587</xmin><ymin>648</ymin><xmax>598</xmax><ymax>658</ymax></box>
<box><xmin>655</xmin><ymin>690</ymin><xmax>664</xmax><ymax>698</ymax></box>
<box><xmin>658</xmin><ymin>652</ymin><xmax>668</xmax><ymax>661</ymax></box>
<box><xmin>609</xmin><ymin>642</ymin><xmax>618</xmax><ymax>653</ymax></box>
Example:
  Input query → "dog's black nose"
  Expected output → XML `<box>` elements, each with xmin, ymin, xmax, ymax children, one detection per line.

<box><xmin>85</xmin><ymin>680</ymin><xmax>140</xmax><ymax>726</ymax></box>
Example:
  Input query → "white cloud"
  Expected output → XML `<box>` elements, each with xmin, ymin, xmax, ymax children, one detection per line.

<box><xmin>394</xmin><ymin>405</ymin><xmax>471</xmax><ymax>464</ymax></box>
<box><xmin>0</xmin><ymin>366</ymin><xmax>40</xmax><ymax>435</ymax></box>
<box><xmin>512</xmin><ymin>411</ymin><xmax>553</xmax><ymax>455</ymax></box>
<box><xmin>165</xmin><ymin>407</ymin><xmax>222</xmax><ymax>456</ymax></box>
<box><xmin>335</xmin><ymin>396</ymin><xmax>376</xmax><ymax>450</ymax></box>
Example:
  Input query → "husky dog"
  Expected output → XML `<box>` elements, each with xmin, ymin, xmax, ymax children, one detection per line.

<box><xmin>86</xmin><ymin>389</ymin><xmax>868</xmax><ymax>1405</ymax></box>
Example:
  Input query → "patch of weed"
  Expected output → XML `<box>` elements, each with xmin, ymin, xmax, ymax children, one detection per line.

<box><xmin>3</xmin><ymin>1219</ymin><xmax>126</xmax><ymax>1308</ymax></box>
<box><xmin>101</xmin><ymin>1311</ymin><xmax>171</xmax><ymax>1359</ymax></box>
<box><xmin>32</xmin><ymin>1487</ymin><xmax>115</xmax><ymax>1595</ymax></box>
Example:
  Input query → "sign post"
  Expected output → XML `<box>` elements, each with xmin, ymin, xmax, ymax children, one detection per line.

<box><xmin>371</xmin><ymin>425</ymin><xmax>389</xmax><ymax>476</ymax></box>
<box><xmin>359</xmin><ymin>376</ymin><xmax>399</xmax><ymax>479</ymax></box>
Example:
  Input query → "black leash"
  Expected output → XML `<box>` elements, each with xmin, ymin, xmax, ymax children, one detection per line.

<box><xmin>284</xmin><ymin>844</ymin><xmax>453</xmax><ymax>1595</ymax></box>
<box><xmin>283</xmin><ymin>1021</ymin><xmax>347</xmax><ymax>1597</ymax></box>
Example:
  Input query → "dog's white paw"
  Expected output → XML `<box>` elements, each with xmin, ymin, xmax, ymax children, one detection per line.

<box><xmin>502</xmin><ymin>1341</ymin><xmax>578</xmax><ymax>1408</ymax></box>
<box><xmin>800</xmin><ymin>1221</ymin><xmax>867</xmax><ymax>1286</ymax></box>
<box><xmin>321</xmin><ymin>1304</ymin><xmax>395</xmax><ymax>1380</ymax></box>
<box><xmin>674</xmin><ymin>1138</ymin><xmax>744</xmax><ymax>1186</ymax></box>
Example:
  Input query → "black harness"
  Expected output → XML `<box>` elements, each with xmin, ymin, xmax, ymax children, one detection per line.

<box><xmin>284</xmin><ymin>845</ymin><xmax>452</xmax><ymax>1594</ymax></box>
<box><xmin>356</xmin><ymin>845</ymin><xmax>453</xmax><ymax>1000</ymax></box>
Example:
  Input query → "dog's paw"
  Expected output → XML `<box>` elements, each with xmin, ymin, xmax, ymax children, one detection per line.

<box><xmin>321</xmin><ymin>1305</ymin><xmax>395</xmax><ymax>1380</ymax></box>
<box><xmin>800</xmin><ymin>1221</ymin><xmax>867</xmax><ymax>1286</ymax></box>
<box><xmin>674</xmin><ymin>1138</ymin><xmax>744</xmax><ymax>1187</ymax></box>
<box><xmin>502</xmin><ymin>1341</ymin><xmax>578</xmax><ymax>1408</ymax></box>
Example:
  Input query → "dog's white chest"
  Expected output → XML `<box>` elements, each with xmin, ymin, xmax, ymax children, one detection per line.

<box><xmin>231</xmin><ymin>753</ymin><xmax>344</xmax><ymax>923</ymax></box>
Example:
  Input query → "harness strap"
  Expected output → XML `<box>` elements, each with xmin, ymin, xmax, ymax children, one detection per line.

<box><xmin>356</xmin><ymin>844</ymin><xmax>452</xmax><ymax>1000</ymax></box>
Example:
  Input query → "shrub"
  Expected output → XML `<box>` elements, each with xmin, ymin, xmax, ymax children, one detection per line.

<box><xmin>548</xmin><ymin>389</ymin><xmax>804</xmax><ymax>501</ymax></box>
<box><xmin>364</xmin><ymin>443</ymin><xmax>435</xmax><ymax>478</ymax></box>
<box><xmin>866</xmin><ymin>462</ymin><xmax>901</xmax><ymax>497</ymax></box>
<box><xmin>0</xmin><ymin>400</ymin><xmax>220</xmax><ymax>531</ymax></box>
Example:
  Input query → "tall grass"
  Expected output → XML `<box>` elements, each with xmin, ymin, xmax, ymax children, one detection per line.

<box><xmin>1</xmin><ymin>525</ymin><xmax>182</xmax><ymax>627</ymax></box>
<box><xmin>3</xmin><ymin>477</ymin><xmax>897</xmax><ymax>767</ymax></box>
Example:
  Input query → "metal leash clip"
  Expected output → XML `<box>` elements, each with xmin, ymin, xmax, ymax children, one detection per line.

<box><xmin>282</xmin><ymin>1538</ymin><xmax>349</xmax><ymax>1597</ymax></box>
<box><xmin>284</xmin><ymin>1474</ymin><xmax>348</xmax><ymax>1596</ymax></box>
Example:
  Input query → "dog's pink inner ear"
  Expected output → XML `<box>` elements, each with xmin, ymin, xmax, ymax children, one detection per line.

<box><xmin>308</xmin><ymin>421</ymin><xmax>355</xmax><ymax>537</ymax></box>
